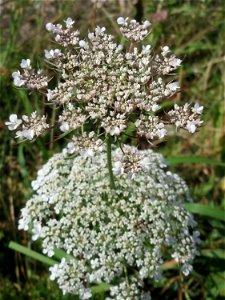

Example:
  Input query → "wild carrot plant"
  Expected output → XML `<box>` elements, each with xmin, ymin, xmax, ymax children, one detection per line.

<box><xmin>6</xmin><ymin>17</ymin><xmax>203</xmax><ymax>299</ymax></box>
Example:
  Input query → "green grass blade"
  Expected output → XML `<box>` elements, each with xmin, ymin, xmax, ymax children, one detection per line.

<box><xmin>18</xmin><ymin>144</ymin><xmax>30</xmax><ymax>188</ymax></box>
<box><xmin>201</xmin><ymin>249</ymin><xmax>225</xmax><ymax>259</ymax></box>
<box><xmin>53</xmin><ymin>248</ymin><xmax>73</xmax><ymax>260</ymax></box>
<box><xmin>9</xmin><ymin>241</ymin><xmax>57</xmax><ymax>266</ymax></box>
<box><xmin>167</xmin><ymin>156</ymin><xmax>224</xmax><ymax>166</ymax></box>
<box><xmin>185</xmin><ymin>203</ymin><xmax>225</xmax><ymax>221</ymax></box>
<box><xmin>91</xmin><ymin>283</ymin><xmax>110</xmax><ymax>294</ymax></box>
<box><xmin>9</xmin><ymin>242</ymin><xmax>110</xmax><ymax>294</ymax></box>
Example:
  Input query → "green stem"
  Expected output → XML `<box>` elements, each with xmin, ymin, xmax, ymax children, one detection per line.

<box><xmin>49</xmin><ymin>105</ymin><xmax>56</xmax><ymax>151</ymax></box>
<box><xmin>106</xmin><ymin>135</ymin><xmax>115</xmax><ymax>189</ymax></box>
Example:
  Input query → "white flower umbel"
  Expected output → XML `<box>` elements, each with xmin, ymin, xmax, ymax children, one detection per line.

<box><xmin>8</xmin><ymin>17</ymin><xmax>203</xmax><ymax>143</ymax></box>
<box><xmin>19</xmin><ymin>145</ymin><xmax>200</xmax><ymax>299</ymax></box>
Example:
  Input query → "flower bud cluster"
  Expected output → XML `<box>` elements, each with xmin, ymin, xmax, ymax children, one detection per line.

<box><xmin>6</xmin><ymin>17</ymin><xmax>203</xmax><ymax>144</ymax></box>
<box><xmin>18</xmin><ymin>145</ymin><xmax>200</xmax><ymax>299</ymax></box>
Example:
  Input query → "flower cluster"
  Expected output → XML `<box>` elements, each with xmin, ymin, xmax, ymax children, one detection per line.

<box><xmin>168</xmin><ymin>103</ymin><xmax>204</xmax><ymax>133</ymax></box>
<box><xmin>12</xmin><ymin>59</ymin><xmax>48</xmax><ymax>89</ymax></box>
<box><xmin>153</xmin><ymin>46</ymin><xmax>182</xmax><ymax>75</ymax></box>
<box><xmin>6</xmin><ymin>112</ymin><xmax>49</xmax><ymax>140</ymax></box>
<box><xmin>109</xmin><ymin>277</ymin><xmax>151</xmax><ymax>300</ymax></box>
<box><xmin>62</xmin><ymin>131</ymin><xmax>104</xmax><ymax>157</ymax></box>
<box><xmin>117</xmin><ymin>17</ymin><xmax>151</xmax><ymax>41</ymax></box>
<box><xmin>112</xmin><ymin>145</ymin><xmax>155</xmax><ymax>178</ymax></box>
<box><xmin>18</xmin><ymin>145</ymin><xmax>200</xmax><ymax>299</ymax></box>
<box><xmin>6</xmin><ymin>17</ymin><xmax>203</xmax><ymax>143</ymax></box>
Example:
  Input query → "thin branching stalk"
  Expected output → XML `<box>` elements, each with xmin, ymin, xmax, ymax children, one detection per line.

<box><xmin>49</xmin><ymin>105</ymin><xmax>56</xmax><ymax>151</ymax></box>
<box><xmin>106</xmin><ymin>135</ymin><xmax>115</xmax><ymax>189</ymax></box>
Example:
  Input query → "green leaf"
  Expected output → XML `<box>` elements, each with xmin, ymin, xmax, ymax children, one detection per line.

<box><xmin>121</xmin><ymin>122</ymin><xmax>136</xmax><ymax>143</ymax></box>
<box><xmin>210</xmin><ymin>272</ymin><xmax>225</xmax><ymax>296</ymax></box>
<box><xmin>9</xmin><ymin>241</ymin><xmax>57</xmax><ymax>266</ymax></box>
<box><xmin>160</xmin><ymin>101</ymin><xmax>175</xmax><ymax>109</ymax></box>
<box><xmin>185</xmin><ymin>203</ymin><xmax>225</xmax><ymax>222</ymax></box>
<box><xmin>167</xmin><ymin>156</ymin><xmax>224</xmax><ymax>166</ymax></box>
<box><xmin>9</xmin><ymin>242</ymin><xmax>110</xmax><ymax>294</ymax></box>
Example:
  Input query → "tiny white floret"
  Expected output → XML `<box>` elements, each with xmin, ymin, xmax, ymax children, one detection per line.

<box><xmin>64</xmin><ymin>17</ymin><xmax>75</xmax><ymax>28</ymax></box>
<box><xmin>186</xmin><ymin>122</ymin><xmax>196</xmax><ymax>133</ymax></box>
<box><xmin>23</xmin><ymin>129</ymin><xmax>35</xmax><ymax>140</ymax></box>
<box><xmin>152</xmin><ymin>104</ymin><xmax>160</xmax><ymax>112</ymax></box>
<box><xmin>20</xmin><ymin>59</ymin><xmax>31</xmax><ymax>69</ymax></box>
<box><xmin>46</xmin><ymin>22</ymin><xmax>55</xmax><ymax>32</ymax></box>
<box><xmin>113</xmin><ymin>161</ymin><xmax>124</xmax><ymax>175</ymax></box>
<box><xmin>13</xmin><ymin>76</ymin><xmax>25</xmax><ymax>87</ymax></box>
<box><xmin>5</xmin><ymin>114</ymin><xmax>22</xmax><ymax>130</ymax></box>
<box><xmin>12</xmin><ymin>71</ymin><xmax>20</xmax><ymax>78</ymax></box>
<box><xmin>117</xmin><ymin>17</ymin><xmax>126</xmax><ymax>25</ymax></box>
<box><xmin>79</xmin><ymin>40</ymin><xmax>89</xmax><ymax>49</ymax></box>
<box><xmin>192</xmin><ymin>103</ymin><xmax>203</xmax><ymax>115</ymax></box>
<box><xmin>161</xmin><ymin>46</ymin><xmax>170</xmax><ymax>56</ymax></box>
<box><xmin>143</xmin><ymin>20</ymin><xmax>151</xmax><ymax>28</ymax></box>
<box><xmin>60</xmin><ymin>122</ymin><xmax>70</xmax><ymax>132</ymax></box>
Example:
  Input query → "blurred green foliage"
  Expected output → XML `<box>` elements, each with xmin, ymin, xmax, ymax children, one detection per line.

<box><xmin>0</xmin><ymin>0</ymin><xmax>224</xmax><ymax>299</ymax></box>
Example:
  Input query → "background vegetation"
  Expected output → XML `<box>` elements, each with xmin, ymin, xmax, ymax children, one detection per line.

<box><xmin>0</xmin><ymin>0</ymin><xmax>224</xmax><ymax>299</ymax></box>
